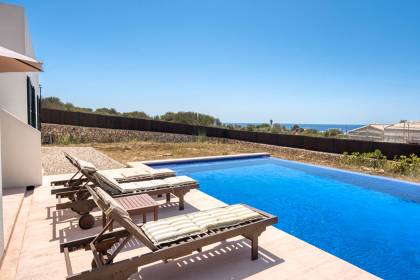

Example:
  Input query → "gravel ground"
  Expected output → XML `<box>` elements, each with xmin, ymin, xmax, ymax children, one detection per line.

<box><xmin>41</xmin><ymin>146</ymin><xmax>125</xmax><ymax>175</ymax></box>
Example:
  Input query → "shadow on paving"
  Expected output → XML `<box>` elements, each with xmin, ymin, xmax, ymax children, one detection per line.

<box><xmin>131</xmin><ymin>239</ymin><xmax>283</xmax><ymax>280</ymax></box>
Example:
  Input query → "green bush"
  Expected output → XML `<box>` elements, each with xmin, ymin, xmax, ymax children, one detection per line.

<box><xmin>343</xmin><ymin>150</ymin><xmax>420</xmax><ymax>177</ymax></box>
<box><xmin>324</xmin><ymin>128</ymin><xmax>343</xmax><ymax>137</ymax></box>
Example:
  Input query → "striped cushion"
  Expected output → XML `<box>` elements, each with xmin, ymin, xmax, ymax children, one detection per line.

<box><xmin>149</xmin><ymin>168</ymin><xmax>176</xmax><ymax>177</ymax></box>
<box><xmin>93</xmin><ymin>187</ymin><xmax>130</xmax><ymax>217</ymax></box>
<box><xmin>204</xmin><ymin>207</ymin><xmax>240</xmax><ymax>230</ymax></box>
<box><xmin>94</xmin><ymin>172</ymin><xmax>122</xmax><ymax>195</ymax></box>
<box><xmin>142</xmin><ymin>204</ymin><xmax>262</xmax><ymax>245</ymax></box>
<box><xmin>117</xmin><ymin>180</ymin><xmax>169</xmax><ymax>193</ymax></box>
<box><xmin>142</xmin><ymin>216</ymin><xmax>202</xmax><ymax>245</ymax></box>
<box><xmin>187</xmin><ymin>211</ymin><xmax>218</xmax><ymax>231</ymax></box>
<box><xmin>225</xmin><ymin>204</ymin><xmax>262</xmax><ymax>222</ymax></box>
<box><xmin>163</xmin><ymin>176</ymin><xmax>197</xmax><ymax>186</ymax></box>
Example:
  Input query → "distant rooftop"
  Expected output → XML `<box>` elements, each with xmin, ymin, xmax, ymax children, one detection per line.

<box><xmin>386</xmin><ymin>121</ymin><xmax>420</xmax><ymax>130</ymax></box>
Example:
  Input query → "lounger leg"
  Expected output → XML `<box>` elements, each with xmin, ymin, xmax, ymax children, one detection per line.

<box><xmin>244</xmin><ymin>232</ymin><xmax>262</xmax><ymax>260</ymax></box>
<box><xmin>166</xmin><ymin>193</ymin><xmax>171</xmax><ymax>203</ymax></box>
<box><xmin>102</xmin><ymin>213</ymin><xmax>106</xmax><ymax>228</ymax></box>
<box><xmin>251</xmin><ymin>235</ymin><xmax>259</xmax><ymax>260</ymax></box>
<box><xmin>153</xmin><ymin>207</ymin><xmax>158</xmax><ymax>221</ymax></box>
<box><xmin>142</xmin><ymin>213</ymin><xmax>147</xmax><ymax>224</ymax></box>
<box><xmin>179</xmin><ymin>195</ymin><xmax>184</xmax><ymax>210</ymax></box>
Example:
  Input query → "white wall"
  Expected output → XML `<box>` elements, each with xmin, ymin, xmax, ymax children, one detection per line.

<box><xmin>0</xmin><ymin>3</ymin><xmax>40</xmax><ymax>125</ymax></box>
<box><xmin>0</xmin><ymin>74</ymin><xmax>28</xmax><ymax>123</ymax></box>
<box><xmin>0</xmin><ymin>109</ymin><xmax>42</xmax><ymax>188</ymax></box>
<box><xmin>0</xmin><ymin>122</ymin><xmax>3</xmax><ymax>261</ymax></box>
<box><xmin>0</xmin><ymin>3</ymin><xmax>41</xmax><ymax>263</ymax></box>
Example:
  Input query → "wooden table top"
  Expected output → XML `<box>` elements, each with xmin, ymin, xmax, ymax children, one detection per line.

<box><xmin>115</xmin><ymin>193</ymin><xmax>159</xmax><ymax>211</ymax></box>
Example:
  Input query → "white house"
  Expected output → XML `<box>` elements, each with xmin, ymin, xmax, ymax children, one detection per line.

<box><xmin>0</xmin><ymin>3</ymin><xmax>43</xmax><ymax>261</ymax></box>
<box><xmin>384</xmin><ymin>121</ymin><xmax>420</xmax><ymax>144</ymax></box>
<box><xmin>348</xmin><ymin>122</ymin><xmax>420</xmax><ymax>144</ymax></box>
<box><xmin>347</xmin><ymin>124</ymin><xmax>388</xmax><ymax>142</ymax></box>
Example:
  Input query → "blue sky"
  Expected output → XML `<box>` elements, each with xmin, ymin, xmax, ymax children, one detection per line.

<box><xmin>8</xmin><ymin>0</ymin><xmax>420</xmax><ymax>124</ymax></box>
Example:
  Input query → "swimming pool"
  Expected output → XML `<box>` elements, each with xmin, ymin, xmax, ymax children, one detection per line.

<box><xmin>151</xmin><ymin>156</ymin><xmax>420</xmax><ymax>280</ymax></box>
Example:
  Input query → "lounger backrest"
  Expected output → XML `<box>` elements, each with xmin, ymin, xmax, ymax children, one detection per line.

<box><xmin>64</xmin><ymin>152</ymin><xmax>97</xmax><ymax>175</ymax></box>
<box><xmin>91</xmin><ymin>172</ymin><xmax>122</xmax><ymax>195</ymax></box>
<box><xmin>87</xmin><ymin>186</ymin><xmax>158</xmax><ymax>251</ymax></box>
<box><xmin>64</xmin><ymin>152</ymin><xmax>79</xmax><ymax>168</ymax></box>
<box><xmin>76</xmin><ymin>159</ymin><xmax>97</xmax><ymax>175</ymax></box>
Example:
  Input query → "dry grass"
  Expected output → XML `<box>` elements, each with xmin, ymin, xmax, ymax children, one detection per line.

<box><xmin>50</xmin><ymin>140</ymin><xmax>420</xmax><ymax>183</ymax></box>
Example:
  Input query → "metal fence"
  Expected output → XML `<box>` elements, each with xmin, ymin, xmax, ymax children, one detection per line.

<box><xmin>41</xmin><ymin>108</ymin><xmax>420</xmax><ymax>158</ymax></box>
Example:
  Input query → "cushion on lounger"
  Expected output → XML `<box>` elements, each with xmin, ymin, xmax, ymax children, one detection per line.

<box><xmin>142</xmin><ymin>216</ymin><xmax>202</xmax><ymax>245</ymax></box>
<box><xmin>204</xmin><ymin>207</ymin><xmax>240</xmax><ymax>229</ymax></box>
<box><xmin>225</xmin><ymin>204</ymin><xmax>262</xmax><ymax>222</ymax></box>
<box><xmin>120</xmin><ymin>168</ymin><xmax>151</xmax><ymax>178</ymax></box>
<box><xmin>117</xmin><ymin>180</ymin><xmax>169</xmax><ymax>193</ymax></box>
<box><xmin>93</xmin><ymin>172</ymin><xmax>122</xmax><ymax>195</ymax></box>
<box><xmin>187</xmin><ymin>211</ymin><xmax>218</xmax><ymax>231</ymax></box>
<box><xmin>93</xmin><ymin>187</ymin><xmax>130</xmax><ymax>218</ymax></box>
<box><xmin>149</xmin><ymin>168</ymin><xmax>176</xmax><ymax>176</ymax></box>
<box><xmin>163</xmin><ymin>176</ymin><xmax>196</xmax><ymax>186</ymax></box>
<box><xmin>189</xmin><ymin>205</ymin><xmax>262</xmax><ymax>230</ymax></box>
<box><xmin>142</xmin><ymin>204</ymin><xmax>263</xmax><ymax>245</ymax></box>
<box><xmin>76</xmin><ymin>159</ymin><xmax>97</xmax><ymax>174</ymax></box>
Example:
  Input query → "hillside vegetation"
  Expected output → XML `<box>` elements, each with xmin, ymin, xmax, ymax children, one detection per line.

<box><xmin>41</xmin><ymin>96</ymin><xmax>345</xmax><ymax>137</ymax></box>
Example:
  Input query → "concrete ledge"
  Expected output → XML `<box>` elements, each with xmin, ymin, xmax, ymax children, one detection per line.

<box><xmin>128</xmin><ymin>152</ymin><xmax>271</xmax><ymax>167</ymax></box>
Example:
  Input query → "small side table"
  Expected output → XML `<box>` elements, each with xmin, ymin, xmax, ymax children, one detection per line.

<box><xmin>103</xmin><ymin>194</ymin><xmax>159</xmax><ymax>228</ymax></box>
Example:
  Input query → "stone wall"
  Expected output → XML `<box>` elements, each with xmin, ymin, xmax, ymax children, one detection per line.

<box><xmin>41</xmin><ymin>123</ymin><xmax>344</xmax><ymax>167</ymax></box>
<box><xmin>41</xmin><ymin>123</ymin><xmax>226</xmax><ymax>144</ymax></box>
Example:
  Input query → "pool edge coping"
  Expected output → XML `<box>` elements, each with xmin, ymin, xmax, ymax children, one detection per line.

<box><xmin>128</xmin><ymin>152</ymin><xmax>271</xmax><ymax>166</ymax></box>
<box><xmin>131</xmin><ymin>152</ymin><xmax>420</xmax><ymax>187</ymax></box>
<box><xmin>269</xmin><ymin>156</ymin><xmax>420</xmax><ymax>187</ymax></box>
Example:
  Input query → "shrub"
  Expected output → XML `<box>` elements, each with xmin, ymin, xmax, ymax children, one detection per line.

<box><xmin>343</xmin><ymin>150</ymin><xmax>420</xmax><ymax>177</ymax></box>
<box><xmin>324</xmin><ymin>128</ymin><xmax>343</xmax><ymax>137</ymax></box>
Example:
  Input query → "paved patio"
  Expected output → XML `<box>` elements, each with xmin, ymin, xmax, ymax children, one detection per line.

<box><xmin>0</xmin><ymin>172</ymin><xmax>379</xmax><ymax>280</ymax></box>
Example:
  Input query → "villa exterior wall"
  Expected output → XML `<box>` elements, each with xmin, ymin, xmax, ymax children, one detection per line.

<box><xmin>0</xmin><ymin>3</ymin><xmax>40</xmax><ymax>125</ymax></box>
<box><xmin>1</xmin><ymin>109</ymin><xmax>42</xmax><ymax>188</ymax></box>
<box><xmin>0</xmin><ymin>123</ymin><xmax>3</xmax><ymax>262</ymax></box>
<box><xmin>0</xmin><ymin>3</ymin><xmax>42</xmax><ymax>260</ymax></box>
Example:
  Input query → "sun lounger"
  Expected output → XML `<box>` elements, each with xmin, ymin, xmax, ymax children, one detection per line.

<box><xmin>56</xmin><ymin>169</ymin><xmax>199</xmax><ymax>229</ymax></box>
<box><xmin>50</xmin><ymin>153</ymin><xmax>175</xmax><ymax>189</ymax></box>
<box><xmin>60</xmin><ymin>185</ymin><xmax>277</xmax><ymax>280</ymax></box>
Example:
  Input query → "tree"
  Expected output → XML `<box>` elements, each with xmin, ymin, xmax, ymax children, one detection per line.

<box><xmin>159</xmin><ymin>111</ymin><xmax>221</xmax><ymax>126</ymax></box>
<box><xmin>41</xmin><ymin>97</ymin><xmax>65</xmax><ymax>110</ymax></box>
<box><xmin>122</xmin><ymin>111</ymin><xmax>150</xmax><ymax>119</ymax></box>
<box><xmin>291</xmin><ymin>124</ymin><xmax>304</xmax><ymax>133</ymax></box>
<box><xmin>271</xmin><ymin>123</ymin><xmax>286</xmax><ymax>133</ymax></box>
<box><xmin>324</xmin><ymin>128</ymin><xmax>343</xmax><ymax>137</ymax></box>
<box><xmin>95</xmin><ymin>107</ymin><xmax>120</xmax><ymax>115</ymax></box>
<box><xmin>303</xmin><ymin>128</ymin><xmax>319</xmax><ymax>135</ymax></box>
<box><xmin>41</xmin><ymin>97</ymin><xmax>92</xmax><ymax>113</ymax></box>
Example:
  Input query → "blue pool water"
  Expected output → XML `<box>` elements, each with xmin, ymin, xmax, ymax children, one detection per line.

<box><xmin>152</xmin><ymin>157</ymin><xmax>420</xmax><ymax>279</ymax></box>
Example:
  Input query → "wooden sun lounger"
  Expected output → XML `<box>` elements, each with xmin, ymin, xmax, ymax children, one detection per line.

<box><xmin>60</xmin><ymin>186</ymin><xmax>277</xmax><ymax>280</ymax></box>
<box><xmin>56</xmin><ymin>171</ymin><xmax>199</xmax><ymax>229</ymax></box>
<box><xmin>50</xmin><ymin>153</ymin><xmax>175</xmax><ymax>189</ymax></box>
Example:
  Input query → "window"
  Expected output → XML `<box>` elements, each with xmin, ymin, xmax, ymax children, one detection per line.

<box><xmin>26</xmin><ymin>76</ymin><xmax>37</xmax><ymax>129</ymax></box>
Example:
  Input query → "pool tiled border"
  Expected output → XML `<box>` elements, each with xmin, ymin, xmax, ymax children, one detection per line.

<box><xmin>128</xmin><ymin>152</ymin><xmax>270</xmax><ymax>167</ymax></box>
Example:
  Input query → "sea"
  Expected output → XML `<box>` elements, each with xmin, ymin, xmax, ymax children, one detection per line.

<box><xmin>232</xmin><ymin>123</ymin><xmax>364</xmax><ymax>133</ymax></box>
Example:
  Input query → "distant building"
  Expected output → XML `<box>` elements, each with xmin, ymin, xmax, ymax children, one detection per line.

<box><xmin>384</xmin><ymin>122</ymin><xmax>420</xmax><ymax>144</ymax></box>
<box><xmin>348</xmin><ymin>122</ymin><xmax>420</xmax><ymax>144</ymax></box>
<box><xmin>347</xmin><ymin>124</ymin><xmax>388</xmax><ymax>142</ymax></box>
